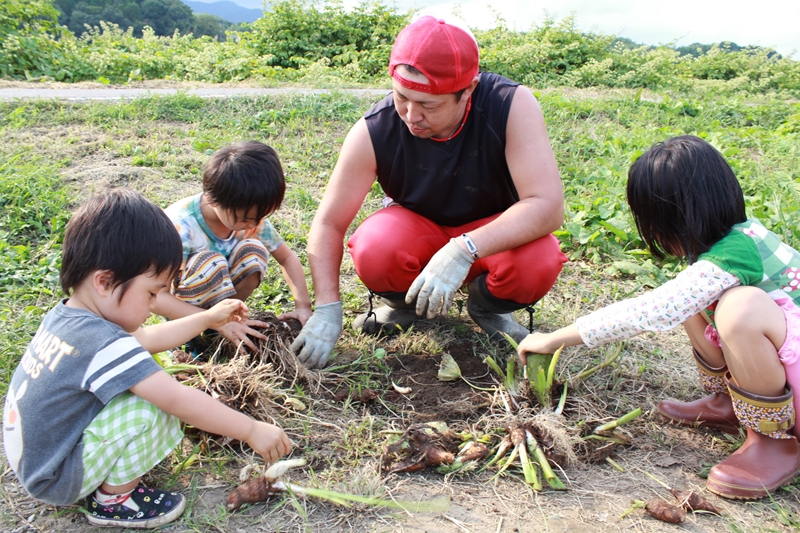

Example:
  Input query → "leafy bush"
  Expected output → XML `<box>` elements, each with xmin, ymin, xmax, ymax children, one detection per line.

<box><xmin>241</xmin><ymin>0</ymin><xmax>408</xmax><ymax>75</ymax></box>
<box><xmin>2</xmin><ymin>0</ymin><xmax>799</xmax><ymax>97</ymax></box>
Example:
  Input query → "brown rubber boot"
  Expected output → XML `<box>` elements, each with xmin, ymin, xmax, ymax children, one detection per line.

<box><xmin>706</xmin><ymin>375</ymin><xmax>800</xmax><ymax>500</ymax></box>
<box><xmin>657</xmin><ymin>349</ymin><xmax>740</xmax><ymax>433</ymax></box>
<box><xmin>353</xmin><ymin>293</ymin><xmax>419</xmax><ymax>335</ymax></box>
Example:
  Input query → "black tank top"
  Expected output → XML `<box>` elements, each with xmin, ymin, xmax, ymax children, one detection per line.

<box><xmin>365</xmin><ymin>72</ymin><xmax>520</xmax><ymax>227</ymax></box>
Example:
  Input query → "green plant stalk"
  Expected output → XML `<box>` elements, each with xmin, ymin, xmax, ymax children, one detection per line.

<box><xmin>501</xmin><ymin>332</ymin><xmax>519</xmax><ymax>350</ymax></box>
<box><xmin>483</xmin><ymin>356</ymin><xmax>507</xmax><ymax>382</ymax></box>
<box><xmin>582</xmin><ymin>434</ymin><xmax>628</xmax><ymax>445</ymax></box>
<box><xmin>576</xmin><ymin>342</ymin><xmax>623</xmax><ymax>381</ymax></box>
<box><xmin>163</xmin><ymin>363</ymin><xmax>203</xmax><ymax>375</ymax></box>
<box><xmin>279</xmin><ymin>482</ymin><xmax>450</xmax><ymax>512</ymax></box>
<box><xmin>594</xmin><ymin>407</ymin><xmax>643</xmax><ymax>434</ymax></box>
<box><xmin>525</xmin><ymin>429</ymin><xmax>566</xmax><ymax>490</ymax></box>
<box><xmin>490</xmin><ymin>442</ymin><xmax>519</xmax><ymax>482</ymax></box>
<box><xmin>526</xmin><ymin>353</ymin><xmax>552</xmax><ymax>407</ymax></box>
<box><xmin>505</xmin><ymin>356</ymin><xmax>519</xmax><ymax>396</ymax></box>
<box><xmin>606</xmin><ymin>457</ymin><xmax>624</xmax><ymax>472</ymax></box>
<box><xmin>554</xmin><ymin>381</ymin><xmax>568</xmax><ymax>416</ymax></box>
<box><xmin>477</xmin><ymin>437</ymin><xmax>511</xmax><ymax>473</ymax></box>
<box><xmin>546</xmin><ymin>344</ymin><xmax>564</xmax><ymax>386</ymax></box>
<box><xmin>516</xmin><ymin>440</ymin><xmax>541</xmax><ymax>490</ymax></box>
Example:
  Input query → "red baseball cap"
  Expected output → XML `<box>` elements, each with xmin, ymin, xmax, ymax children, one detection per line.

<box><xmin>389</xmin><ymin>16</ymin><xmax>479</xmax><ymax>95</ymax></box>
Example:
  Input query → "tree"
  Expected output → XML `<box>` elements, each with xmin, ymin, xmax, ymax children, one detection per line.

<box><xmin>141</xmin><ymin>0</ymin><xmax>193</xmax><ymax>35</ymax></box>
<box><xmin>193</xmin><ymin>12</ymin><xmax>229</xmax><ymax>40</ymax></box>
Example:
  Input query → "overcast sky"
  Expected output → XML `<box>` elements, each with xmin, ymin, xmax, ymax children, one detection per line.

<box><xmin>212</xmin><ymin>0</ymin><xmax>799</xmax><ymax>57</ymax></box>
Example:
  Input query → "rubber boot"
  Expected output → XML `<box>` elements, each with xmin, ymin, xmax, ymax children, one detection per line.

<box><xmin>353</xmin><ymin>292</ymin><xmax>419</xmax><ymax>335</ymax></box>
<box><xmin>706</xmin><ymin>374</ymin><xmax>800</xmax><ymax>500</ymax></box>
<box><xmin>466</xmin><ymin>274</ymin><xmax>531</xmax><ymax>344</ymax></box>
<box><xmin>658</xmin><ymin>348</ymin><xmax>740</xmax><ymax>434</ymax></box>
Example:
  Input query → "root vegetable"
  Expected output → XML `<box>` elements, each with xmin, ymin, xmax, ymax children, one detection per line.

<box><xmin>645</xmin><ymin>498</ymin><xmax>686</xmax><ymax>524</ymax></box>
<box><xmin>670</xmin><ymin>489</ymin><xmax>722</xmax><ymax>515</ymax></box>
<box><xmin>382</xmin><ymin>425</ymin><xmax>458</xmax><ymax>473</ymax></box>
<box><xmin>457</xmin><ymin>441</ymin><xmax>490</xmax><ymax>462</ymax></box>
<box><xmin>226</xmin><ymin>477</ymin><xmax>282</xmax><ymax>510</ymax></box>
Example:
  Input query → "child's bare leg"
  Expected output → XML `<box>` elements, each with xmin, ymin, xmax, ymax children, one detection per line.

<box><xmin>683</xmin><ymin>313</ymin><xmax>724</xmax><ymax>367</ymax></box>
<box><xmin>659</xmin><ymin>313</ymin><xmax>739</xmax><ymax>432</ymax></box>
<box><xmin>99</xmin><ymin>479</ymin><xmax>141</xmax><ymax>495</ymax></box>
<box><xmin>716</xmin><ymin>286</ymin><xmax>787</xmax><ymax>396</ymax></box>
<box><xmin>706</xmin><ymin>286</ymin><xmax>798</xmax><ymax>500</ymax></box>
<box><xmin>233</xmin><ymin>271</ymin><xmax>261</xmax><ymax>301</ymax></box>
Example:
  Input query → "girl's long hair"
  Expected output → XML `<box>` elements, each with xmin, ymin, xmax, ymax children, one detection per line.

<box><xmin>626</xmin><ymin>135</ymin><xmax>746</xmax><ymax>263</ymax></box>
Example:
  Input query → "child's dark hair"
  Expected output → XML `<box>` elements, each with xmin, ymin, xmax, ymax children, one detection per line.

<box><xmin>627</xmin><ymin>135</ymin><xmax>746</xmax><ymax>263</ymax></box>
<box><xmin>60</xmin><ymin>188</ymin><xmax>182</xmax><ymax>297</ymax></box>
<box><xmin>203</xmin><ymin>141</ymin><xmax>285</xmax><ymax>222</ymax></box>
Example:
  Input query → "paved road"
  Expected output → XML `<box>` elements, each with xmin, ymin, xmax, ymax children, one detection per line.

<box><xmin>0</xmin><ymin>87</ymin><xmax>388</xmax><ymax>101</ymax></box>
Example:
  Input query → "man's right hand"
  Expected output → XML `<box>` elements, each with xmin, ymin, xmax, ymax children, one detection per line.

<box><xmin>291</xmin><ymin>301</ymin><xmax>342</xmax><ymax>368</ymax></box>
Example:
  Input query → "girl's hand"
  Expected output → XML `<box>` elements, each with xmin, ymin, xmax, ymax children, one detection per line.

<box><xmin>278</xmin><ymin>306</ymin><xmax>313</xmax><ymax>327</ymax></box>
<box><xmin>205</xmin><ymin>299</ymin><xmax>249</xmax><ymax>329</ymax></box>
<box><xmin>246</xmin><ymin>422</ymin><xmax>292</xmax><ymax>464</ymax></box>
<box><xmin>517</xmin><ymin>332</ymin><xmax>559</xmax><ymax>365</ymax></box>
<box><xmin>517</xmin><ymin>324</ymin><xmax>584</xmax><ymax>364</ymax></box>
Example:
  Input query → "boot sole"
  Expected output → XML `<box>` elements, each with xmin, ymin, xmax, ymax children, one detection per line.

<box><xmin>706</xmin><ymin>469</ymin><xmax>800</xmax><ymax>500</ymax></box>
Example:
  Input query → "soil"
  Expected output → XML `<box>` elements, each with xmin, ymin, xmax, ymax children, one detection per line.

<box><xmin>382</xmin><ymin>341</ymin><xmax>493</xmax><ymax>423</ymax></box>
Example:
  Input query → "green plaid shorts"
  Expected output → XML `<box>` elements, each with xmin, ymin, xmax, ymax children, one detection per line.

<box><xmin>77</xmin><ymin>392</ymin><xmax>183</xmax><ymax>500</ymax></box>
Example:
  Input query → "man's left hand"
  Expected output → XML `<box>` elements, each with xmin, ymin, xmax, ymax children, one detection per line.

<box><xmin>406</xmin><ymin>239</ymin><xmax>474</xmax><ymax>318</ymax></box>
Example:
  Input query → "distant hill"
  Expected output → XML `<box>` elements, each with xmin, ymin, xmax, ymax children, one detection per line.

<box><xmin>182</xmin><ymin>1</ymin><xmax>263</xmax><ymax>23</ymax></box>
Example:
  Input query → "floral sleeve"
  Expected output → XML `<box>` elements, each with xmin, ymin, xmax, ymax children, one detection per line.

<box><xmin>575</xmin><ymin>261</ymin><xmax>740</xmax><ymax>348</ymax></box>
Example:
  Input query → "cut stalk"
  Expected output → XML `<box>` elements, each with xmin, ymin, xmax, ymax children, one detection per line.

<box><xmin>281</xmin><ymin>482</ymin><xmax>451</xmax><ymax>512</ymax></box>
<box><xmin>477</xmin><ymin>435</ymin><xmax>512</xmax><ymax>473</ymax></box>
<box><xmin>594</xmin><ymin>407</ymin><xmax>642</xmax><ymax>434</ymax></box>
<box><xmin>525</xmin><ymin>429</ymin><xmax>566</xmax><ymax>490</ymax></box>
<box><xmin>576</xmin><ymin>342</ymin><xmax>623</xmax><ymax>381</ymax></box>
<box><xmin>511</xmin><ymin>428</ymin><xmax>540</xmax><ymax>490</ymax></box>
<box><xmin>484</xmin><ymin>356</ymin><xmax>507</xmax><ymax>382</ymax></box>
<box><xmin>490</xmin><ymin>442</ymin><xmax>519</xmax><ymax>482</ymax></box>
<box><xmin>554</xmin><ymin>381</ymin><xmax>568</xmax><ymax>416</ymax></box>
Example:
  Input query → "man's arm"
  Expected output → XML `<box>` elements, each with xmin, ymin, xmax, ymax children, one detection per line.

<box><xmin>270</xmin><ymin>242</ymin><xmax>313</xmax><ymax>325</ymax></box>
<box><xmin>291</xmin><ymin>118</ymin><xmax>378</xmax><ymax>367</ymax></box>
<box><xmin>307</xmin><ymin>117</ymin><xmax>379</xmax><ymax>305</ymax></box>
<box><xmin>458</xmin><ymin>86</ymin><xmax>564</xmax><ymax>257</ymax></box>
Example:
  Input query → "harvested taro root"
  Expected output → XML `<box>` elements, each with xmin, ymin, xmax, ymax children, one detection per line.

<box><xmin>226</xmin><ymin>476</ymin><xmax>284</xmax><ymax>511</ymax></box>
<box><xmin>226</xmin><ymin>459</ymin><xmax>306</xmax><ymax>511</ymax></box>
<box><xmin>645</xmin><ymin>498</ymin><xmax>686</xmax><ymax>524</ymax></box>
<box><xmin>670</xmin><ymin>489</ymin><xmax>722</xmax><ymax>515</ymax></box>
<box><xmin>332</xmin><ymin>388</ymin><xmax>379</xmax><ymax>404</ymax></box>
<box><xmin>382</xmin><ymin>424</ymin><xmax>459</xmax><ymax>473</ymax></box>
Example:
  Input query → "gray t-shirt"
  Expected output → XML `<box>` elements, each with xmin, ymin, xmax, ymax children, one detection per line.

<box><xmin>2</xmin><ymin>301</ymin><xmax>162</xmax><ymax>505</ymax></box>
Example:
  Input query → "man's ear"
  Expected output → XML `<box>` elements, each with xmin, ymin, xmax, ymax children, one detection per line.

<box><xmin>91</xmin><ymin>270</ymin><xmax>115</xmax><ymax>296</ymax></box>
<box><xmin>461</xmin><ymin>76</ymin><xmax>479</xmax><ymax>101</ymax></box>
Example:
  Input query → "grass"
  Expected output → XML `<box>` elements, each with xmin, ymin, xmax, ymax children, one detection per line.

<box><xmin>1</xmin><ymin>85</ymin><xmax>800</xmax><ymax>531</ymax></box>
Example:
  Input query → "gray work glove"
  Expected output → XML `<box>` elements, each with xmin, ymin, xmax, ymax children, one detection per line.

<box><xmin>406</xmin><ymin>239</ymin><xmax>474</xmax><ymax>319</ymax></box>
<box><xmin>291</xmin><ymin>301</ymin><xmax>342</xmax><ymax>368</ymax></box>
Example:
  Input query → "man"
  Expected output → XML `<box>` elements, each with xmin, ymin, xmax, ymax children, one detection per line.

<box><xmin>292</xmin><ymin>15</ymin><xmax>567</xmax><ymax>368</ymax></box>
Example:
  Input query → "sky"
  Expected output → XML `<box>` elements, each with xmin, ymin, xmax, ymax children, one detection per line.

<box><xmin>209</xmin><ymin>0</ymin><xmax>800</xmax><ymax>57</ymax></box>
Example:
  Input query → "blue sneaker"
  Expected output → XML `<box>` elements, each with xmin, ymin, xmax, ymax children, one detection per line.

<box><xmin>86</xmin><ymin>484</ymin><xmax>185</xmax><ymax>528</ymax></box>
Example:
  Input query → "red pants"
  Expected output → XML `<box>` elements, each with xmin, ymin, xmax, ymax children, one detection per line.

<box><xmin>347</xmin><ymin>206</ymin><xmax>567</xmax><ymax>305</ymax></box>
